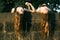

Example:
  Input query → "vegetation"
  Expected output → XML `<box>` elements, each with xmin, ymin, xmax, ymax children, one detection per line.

<box><xmin>0</xmin><ymin>0</ymin><xmax>60</xmax><ymax>12</ymax></box>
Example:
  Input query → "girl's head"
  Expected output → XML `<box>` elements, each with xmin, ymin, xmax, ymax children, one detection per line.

<box><xmin>16</xmin><ymin>6</ymin><xmax>24</xmax><ymax>14</ymax></box>
<box><xmin>11</xmin><ymin>4</ymin><xmax>24</xmax><ymax>14</ymax></box>
<box><xmin>36</xmin><ymin>4</ymin><xmax>49</xmax><ymax>14</ymax></box>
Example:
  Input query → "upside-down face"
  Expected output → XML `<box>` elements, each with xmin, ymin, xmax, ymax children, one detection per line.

<box><xmin>36</xmin><ymin>6</ymin><xmax>49</xmax><ymax>14</ymax></box>
<box><xmin>40</xmin><ymin>6</ymin><xmax>49</xmax><ymax>14</ymax></box>
<box><xmin>16</xmin><ymin>7</ymin><xmax>24</xmax><ymax>14</ymax></box>
<box><xmin>11</xmin><ymin>7</ymin><xmax>24</xmax><ymax>14</ymax></box>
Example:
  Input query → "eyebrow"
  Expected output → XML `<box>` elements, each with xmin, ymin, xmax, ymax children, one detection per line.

<box><xmin>41</xmin><ymin>5</ymin><xmax>47</xmax><ymax>7</ymax></box>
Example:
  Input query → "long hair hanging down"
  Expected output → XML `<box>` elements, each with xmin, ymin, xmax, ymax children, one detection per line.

<box><xmin>11</xmin><ymin>7</ymin><xmax>23</xmax><ymax>40</ymax></box>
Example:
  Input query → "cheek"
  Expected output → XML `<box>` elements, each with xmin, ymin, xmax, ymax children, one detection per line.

<box><xmin>43</xmin><ymin>10</ymin><xmax>48</xmax><ymax>14</ymax></box>
<box><xmin>36</xmin><ymin>8</ymin><xmax>41</xmax><ymax>13</ymax></box>
<box><xmin>40</xmin><ymin>9</ymin><xmax>48</xmax><ymax>14</ymax></box>
<box><xmin>16</xmin><ymin>8</ymin><xmax>24</xmax><ymax>14</ymax></box>
<box><xmin>19</xmin><ymin>10</ymin><xmax>24</xmax><ymax>14</ymax></box>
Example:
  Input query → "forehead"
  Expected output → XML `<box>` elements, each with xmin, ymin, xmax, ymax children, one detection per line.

<box><xmin>36</xmin><ymin>6</ymin><xmax>48</xmax><ymax>11</ymax></box>
<box><xmin>17</xmin><ymin>7</ymin><xmax>23</xmax><ymax>9</ymax></box>
<box><xmin>38</xmin><ymin>6</ymin><xmax>48</xmax><ymax>9</ymax></box>
<box><xmin>39</xmin><ymin>4</ymin><xmax>47</xmax><ymax>7</ymax></box>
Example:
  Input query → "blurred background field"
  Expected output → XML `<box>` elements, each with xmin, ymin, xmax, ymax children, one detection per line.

<box><xmin>0</xmin><ymin>13</ymin><xmax>60</xmax><ymax>40</ymax></box>
<box><xmin>0</xmin><ymin>0</ymin><xmax>60</xmax><ymax>40</ymax></box>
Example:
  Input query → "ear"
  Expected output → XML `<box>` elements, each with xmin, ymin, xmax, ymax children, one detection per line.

<box><xmin>11</xmin><ymin>8</ymin><xmax>15</xmax><ymax>13</ymax></box>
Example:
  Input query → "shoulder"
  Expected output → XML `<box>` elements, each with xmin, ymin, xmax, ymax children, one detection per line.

<box><xmin>36</xmin><ymin>7</ymin><xmax>41</xmax><ymax>13</ymax></box>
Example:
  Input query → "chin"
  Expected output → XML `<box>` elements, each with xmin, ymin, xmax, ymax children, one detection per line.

<box><xmin>19</xmin><ymin>12</ymin><xmax>24</xmax><ymax>14</ymax></box>
<box><xmin>43</xmin><ymin>13</ymin><xmax>48</xmax><ymax>14</ymax></box>
<box><xmin>42</xmin><ymin>11</ymin><xmax>48</xmax><ymax>14</ymax></box>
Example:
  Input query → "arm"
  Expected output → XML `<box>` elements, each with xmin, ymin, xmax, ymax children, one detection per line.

<box><xmin>25</xmin><ymin>2</ymin><xmax>35</xmax><ymax>13</ymax></box>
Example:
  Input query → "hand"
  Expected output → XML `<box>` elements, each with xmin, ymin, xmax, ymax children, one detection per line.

<box><xmin>25</xmin><ymin>2</ymin><xmax>31</xmax><ymax>6</ymax></box>
<box><xmin>11</xmin><ymin>8</ymin><xmax>15</xmax><ymax>13</ymax></box>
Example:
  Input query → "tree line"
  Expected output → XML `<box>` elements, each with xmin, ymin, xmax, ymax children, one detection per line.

<box><xmin>0</xmin><ymin>0</ymin><xmax>60</xmax><ymax>12</ymax></box>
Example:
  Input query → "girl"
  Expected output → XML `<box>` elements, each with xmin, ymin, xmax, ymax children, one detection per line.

<box><xmin>11</xmin><ymin>5</ymin><xmax>24</xmax><ymax>40</ymax></box>
<box><xmin>25</xmin><ymin>2</ymin><xmax>50</xmax><ymax>39</ymax></box>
